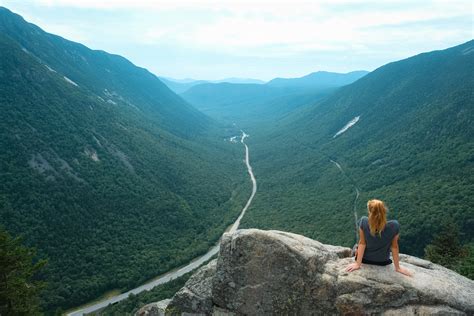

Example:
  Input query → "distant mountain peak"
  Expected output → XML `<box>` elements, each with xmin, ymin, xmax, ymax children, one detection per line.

<box><xmin>267</xmin><ymin>70</ymin><xmax>369</xmax><ymax>89</ymax></box>
<box><xmin>160</xmin><ymin>76</ymin><xmax>265</xmax><ymax>94</ymax></box>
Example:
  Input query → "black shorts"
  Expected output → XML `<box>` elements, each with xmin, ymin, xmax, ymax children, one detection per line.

<box><xmin>354</xmin><ymin>253</ymin><xmax>392</xmax><ymax>266</ymax></box>
<box><xmin>358</xmin><ymin>257</ymin><xmax>392</xmax><ymax>266</ymax></box>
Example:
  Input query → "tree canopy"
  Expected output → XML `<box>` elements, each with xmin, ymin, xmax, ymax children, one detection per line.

<box><xmin>0</xmin><ymin>227</ymin><xmax>46</xmax><ymax>315</ymax></box>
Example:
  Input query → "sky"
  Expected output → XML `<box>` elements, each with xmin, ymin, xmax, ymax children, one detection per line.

<box><xmin>0</xmin><ymin>0</ymin><xmax>472</xmax><ymax>81</ymax></box>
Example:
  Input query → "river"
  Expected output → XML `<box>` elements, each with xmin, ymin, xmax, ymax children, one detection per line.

<box><xmin>67</xmin><ymin>131</ymin><xmax>256</xmax><ymax>316</ymax></box>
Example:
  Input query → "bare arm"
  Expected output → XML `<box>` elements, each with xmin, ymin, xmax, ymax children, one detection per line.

<box><xmin>391</xmin><ymin>234</ymin><xmax>401</xmax><ymax>270</ymax></box>
<box><xmin>346</xmin><ymin>228</ymin><xmax>366</xmax><ymax>272</ymax></box>
<box><xmin>356</xmin><ymin>228</ymin><xmax>366</xmax><ymax>266</ymax></box>
<box><xmin>391</xmin><ymin>234</ymin><xmax>412</xmax><ymax>276</ymax></box>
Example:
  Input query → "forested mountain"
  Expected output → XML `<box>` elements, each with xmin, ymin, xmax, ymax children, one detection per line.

<box><xmin>0</xmin><ymin>7</ymin><xmax>248</xmax><ymax>313</ymax></box>
<box><xmin>0</xmin><ymin>9</ymin><xmax>213</xmax><ymax>139</ymax></box>
<box><xmin>180</xmin><ymin>71</ymin><xmax>367</xmax><ymax>125</ymax></box>
<box><xmin>266</xmin><ymin>70</ymin><xmax>368</xmax><ymax>89</ymax></box>
<box><xmin>159</xmin><ymin>77</ymin><xmax>208</xmax><ymax>94</ymax></box>
<box><xmin>241</xmin><ymin>40</ymin><xmax>474</xmax><ymax>257</ymax></box>
<box><xmin>181</xmin><ymin>83</ymin><xmax>306</xmax><ymax>124</ymax></box>
<box><xmin>160</xmin><ymin>77</ymin><xmax>265</xmax><ymax>94</ymax></box>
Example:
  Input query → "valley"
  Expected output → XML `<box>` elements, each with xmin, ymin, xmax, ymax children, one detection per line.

<box><xmin>0</xmin><ymin>5</ymin><xmax>472</xmax><ymax>315</ymax></box>
<box><xmin>172</xmin><ymin>40</ymin><xmax>473</xmax><ymax>259</ymax></box>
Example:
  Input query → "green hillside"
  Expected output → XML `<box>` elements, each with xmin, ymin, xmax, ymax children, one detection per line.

<box><xmin>0</xmin><ymin>8</ymin><xmax>248</xmax><ymax>312</ymax></box>
<box><xmin>241</xmin><ymin>40</ymin><xmax>474</xmax><ymax>257</ymax></box>
<box><xmin>0</xmin><ymin>7</ymin><xmax>207</xmax><ymax>138</ymax></box>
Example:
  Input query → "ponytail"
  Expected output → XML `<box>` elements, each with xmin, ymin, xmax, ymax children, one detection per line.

<box><xmin>367</xmin><ymin>199</ymin><xmax>387</xmax><ymax>236</ymax></box>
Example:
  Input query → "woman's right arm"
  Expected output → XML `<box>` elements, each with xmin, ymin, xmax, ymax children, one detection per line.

<box><xmin>346</xmin><ymin>228</ymin><xmax>366</xmax><ymax>272</ymax></box>
<box><xmin>391</xmin><ymin>234</ymin><xmax>412</xmax><ymax>276</ymax></box>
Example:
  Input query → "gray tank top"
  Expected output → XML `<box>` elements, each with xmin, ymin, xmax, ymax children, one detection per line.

<box><xmin>359</xmin><ymin>216</ymin><xmax>400</xmax><ymax>262</ymax></box>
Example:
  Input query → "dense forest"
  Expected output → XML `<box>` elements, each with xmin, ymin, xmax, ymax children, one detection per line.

<box><xmin>0</xmin><ymin>226</ymin><xmax>46</xmax><ymax>315</ymax></box>
<box><xmin>96</xmin><ymin>273</ymin><xmax>191</xmax><ymax>315</ymax></box>
<box><xmin>0</xmin><ymin>7</ymin><xmax>249</xmax><ymax>313</ymax></box>
<box><xmin>424</xmin><ymin>223</ymin><xmax>474</xmax><ymax>279</ymax></box>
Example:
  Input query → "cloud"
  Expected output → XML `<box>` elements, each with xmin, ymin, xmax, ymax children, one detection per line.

<box><xmin>2</xmin><ymin>0</ymin><xmax>472</xmax><ymax>79</ymax></box>
<box><xmin>31</xmin><ymin>0</ymin><xmax>327</xmax><ymax>11</ymax></box>
<box><xmin>156</xmin><ymin>1</ymin><xmax>471</xmax><ymax>59</ymax></box>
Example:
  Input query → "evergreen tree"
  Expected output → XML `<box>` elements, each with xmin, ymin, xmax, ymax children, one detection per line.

<box><xmin>0</xmin><ymin>227</ymin><xmax>47</xmax><ymax>315</ymax></box>
<box><xmin>424</xmin><ymin>222</ymin><xmax>467</xmax><ymax>271</ymax></box>
<box><xmin>455</xmin><ymin>245</ymin><xmax>474</xmax><ymax>280</ymax></box>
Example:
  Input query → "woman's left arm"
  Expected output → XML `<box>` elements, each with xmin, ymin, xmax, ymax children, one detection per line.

<box><xmin>391</xmin><ymin>234</ymin><xmax>412</xmax><ymax>276</ymax></box>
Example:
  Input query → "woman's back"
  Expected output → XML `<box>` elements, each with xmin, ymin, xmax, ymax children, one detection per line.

<box><xmin>346</xmin><ymin>199</ymin><xmax>412</xmax><ymax>276</ymax></box>
<box><xmin>359</xmin><ymin>216</ymin><xmax>399</xmax><ymax>262</ymax></box>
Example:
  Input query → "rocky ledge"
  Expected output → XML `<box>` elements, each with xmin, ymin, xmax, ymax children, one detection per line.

<box><xmin>136</xmin><ymin>229</ymin><xmax>474</xmax><ymax>315</ymax></box>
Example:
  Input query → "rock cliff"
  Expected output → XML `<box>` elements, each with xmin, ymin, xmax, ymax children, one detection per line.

<box><xmin>136</xmin><ymin>229</ymin><xmax>474</xmax><ymax>315</ymax></box>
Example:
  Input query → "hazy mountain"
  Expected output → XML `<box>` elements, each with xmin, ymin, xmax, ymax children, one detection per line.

<box><xmin>182</xmin><ymin>82</ymin><xmax>284</xmax><ymax>112</ymax></box>
<box><xmin>214</xmin><ymin>77</ymin><xmax>265</xmax><ymax>84</ymax></box>
<box><xmin>0</xmin><ymin>7</ymin><xmax>248</xmax><ymax>312</ymax></box>
<box><xmin>180</xmin><ymin>71</ymin><xmax>366</xmax><ymax>125</ymax></box>
<box><xmin>181</xmin><ymin>82</ymin><xmax>330</xmax><ymax>126</ymax></box>
<box><xmin>160</xmin><ymin>77</ymin><xmax>265</xmax><ymax>94</ymax></box>
<box><xmin>267</xmin><ymin>70</ymin><xmax>369</xmax><ymax>89</ymax></box>
<box><xmin>160</xmin><ymin>77</ymin><xmax>201</xmax><ymax>83</ymax></box>
<box><xmin>241</xmin><ymin>40</ymin><xmax>474</xmax><ymax>257</ymax></box>
<box><xmin>159</xmin><ymin>77</ymin><xmax>208</xmax><ymax>94</ymax></box>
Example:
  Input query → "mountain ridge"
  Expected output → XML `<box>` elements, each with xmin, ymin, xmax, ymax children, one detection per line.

<box><xmin>266</xmin><ymin>70</ymin><xmax>369</xmax><ymax>88</ymax></box>
<box><xmin>160</xmin><ymin>77</ymin><xmax>265</xmax><ymax>94</ymax></box>
<box><xmin>0</xmin><ymin>6</ymin><xmax>208</xmax><ymax>138</ymax></box>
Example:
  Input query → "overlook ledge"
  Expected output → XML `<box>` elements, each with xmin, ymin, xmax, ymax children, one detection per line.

<box><xmin>137</xmin><ymin>229</ymin><xmax>474</xmax><ymax>315</ymax></box>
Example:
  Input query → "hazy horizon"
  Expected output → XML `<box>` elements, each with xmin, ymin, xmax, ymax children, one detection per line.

<box><xmin>0</xmin><ymin>0</ymin><xmax>471</xmax><ymax>81</ymax></box>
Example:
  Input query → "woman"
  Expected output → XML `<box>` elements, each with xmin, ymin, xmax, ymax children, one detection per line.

<box><xmin>346</xmin><ymin>199</ymin><xmax>412</xmax><ymax>276</ymax></box>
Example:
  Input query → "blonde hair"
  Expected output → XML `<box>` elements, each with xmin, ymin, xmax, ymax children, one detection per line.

<box><xmin>367</xmin><ymin>199</ymin><xmax>387</xmax><ymax>236</ymax></box>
